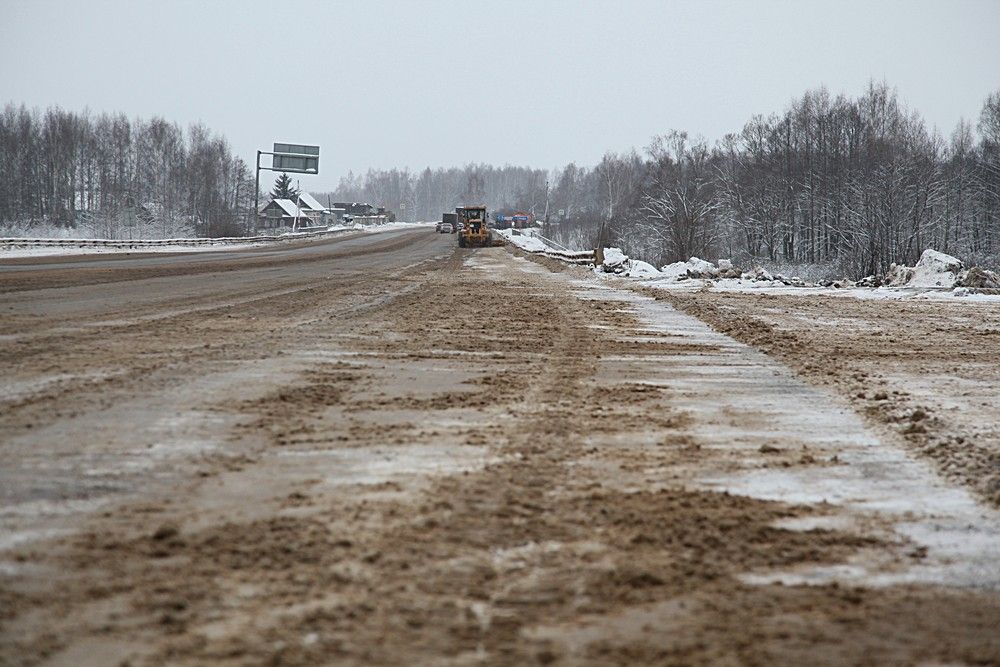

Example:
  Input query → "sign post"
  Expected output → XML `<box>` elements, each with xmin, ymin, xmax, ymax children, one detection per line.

<box><xmin>271</xmin><ymin>143</ymin><xmax>320</xmax><ymax>174</ymax></box>
<box><xmin>252</xmin><ymin>142</ymin><xmax>320</xmax><ymax>233</ymax></box>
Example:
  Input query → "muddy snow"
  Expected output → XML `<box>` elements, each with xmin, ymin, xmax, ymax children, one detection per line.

<box><xmin>2</xmin><ymin>233</ymin><xmax>999</xmax><ymax>665</ymax></box>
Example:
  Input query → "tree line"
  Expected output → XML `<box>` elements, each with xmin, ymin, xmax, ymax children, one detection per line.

<box><xmin>0</xmin><ymin>104</ymin><xmax>254</xmax><ymax>238</ymax></box>
<box><xmin>324</xmin><ymin>82</ymin><xmax>1000</xmax><ymax>277</ymax></box>
<box><xmin>314</xmin><ymin>164</ymin><xmax>554</xmax><ymax>225</ymax></box>
<box><xmin>3</xmin><ymin>82</ymin><xmax>997</xmax><ymax>275</ymax></box>
<box><xmin>611</xmin><ymin>82</ymin><xmax>1000</xmax><ymax>277</ymax></box>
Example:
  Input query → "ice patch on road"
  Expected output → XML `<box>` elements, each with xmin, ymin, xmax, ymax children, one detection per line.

<box><xmin>472</xmin><ymin>248</ymin><xmax>1000</xmax><ymax>589</ymax></box>
<box><xmin>0</xmin><ymin>370</ymin><xmax>116</xmax><ymax>404</ymax></box>
<box><xmin>278</xmin><ymin>444</ymin><xmax>491</xmax><ymax>486</ymax></box>
<box><xmin>568</xmin><ymin>278</ymin><xmax>1000</xmax><ymax>590</ymax></box>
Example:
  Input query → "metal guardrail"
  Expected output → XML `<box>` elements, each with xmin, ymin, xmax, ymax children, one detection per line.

<box><xmin>503</xmin><ymin>229</ymin><xmax>595</xmax><ymax>265</ymax></box>
<box><xmin>536</xmin><ymin>249</ymin><xmax>596</xmax><ymax>265</ymax></box>
<box><xmin>0</xmin><ymin>227</ymin><xmax>357</xmax><ymax>250</ymax></box>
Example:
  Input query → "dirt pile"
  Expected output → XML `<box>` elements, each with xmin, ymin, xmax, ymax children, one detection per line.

<box><xmin>959</xmin><ymin>266</ymin><xmax>1000</xmax><ymax>288</ymax></box>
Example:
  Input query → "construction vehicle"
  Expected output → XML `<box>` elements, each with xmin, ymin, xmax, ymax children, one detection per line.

<box><xmin>456</xmin><ymin>205</ymin><xmax>493</xmax><ymax>248</ymax></box>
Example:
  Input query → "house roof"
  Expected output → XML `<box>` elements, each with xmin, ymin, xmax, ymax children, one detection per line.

<box><xmin>268</xmin><ymin>198</ymin><xmax>301</xmax><ymax>217</ymax></box>
<box><xmin>298</xmin><ymin>192</ymin><xmax>327</xmax><ymax>212</ymax></box>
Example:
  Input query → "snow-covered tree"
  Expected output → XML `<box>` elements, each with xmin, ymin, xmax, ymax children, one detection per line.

<box><xmin>270</xmin><ymin>172</ymin><xmax>299</xmax><ymax>201</ymax></box>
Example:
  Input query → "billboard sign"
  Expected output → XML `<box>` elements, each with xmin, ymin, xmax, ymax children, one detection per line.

<box><xmin>272</xmin><ymin>143</ymin><xmax>319</xmax><ymax>174</ymax></box>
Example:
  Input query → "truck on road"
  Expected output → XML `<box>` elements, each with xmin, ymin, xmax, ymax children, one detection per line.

<box><xmin>438</xmin><ymin>212</ymin><xmax>458</xmax><ymax>233</ymax></box>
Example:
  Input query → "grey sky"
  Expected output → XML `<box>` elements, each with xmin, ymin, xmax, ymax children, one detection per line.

<box><xmin>2</xmin><ymin>0</ymin><xmax>999</xmax><ymax>191</ymax></box>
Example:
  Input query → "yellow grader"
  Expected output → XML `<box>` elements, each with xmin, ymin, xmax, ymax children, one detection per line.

<box><xmin>456</xmin><ymin>206</ymin><xmax>503</xmax><ymax>248</ymax></box>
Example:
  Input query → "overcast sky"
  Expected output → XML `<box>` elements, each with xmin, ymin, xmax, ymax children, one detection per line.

<box><xmin>2</xmin><ymin>0</ymin><xmax>999</xmax><ymax>191</ymax></box>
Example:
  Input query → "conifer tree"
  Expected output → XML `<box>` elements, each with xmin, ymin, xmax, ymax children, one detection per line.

<box><xmin>271</xmin><ymin>172</ymin><xmax>300</xmax><ymax>200</ymax></box>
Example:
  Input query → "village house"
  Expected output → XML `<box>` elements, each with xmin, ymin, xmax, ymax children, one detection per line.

<box><xmin>296</xmin><ymin>193</ymin><xmax>330</xmax><ymax>224</ymax></box>
<box><xmin>257</xmin><ymin>198</ymin><xmax>304</xmax><ymax>230</ymax></box>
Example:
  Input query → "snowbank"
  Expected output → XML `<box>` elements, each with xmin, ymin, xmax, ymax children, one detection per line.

<box><xmin>495</xmin><ymin>228</ymin><xmax>550</xmax><ymax>252</ymax></box>
<box><xmin>659</xmin><ymin>261</ymin><xmax>689</xmax><ymax>280</ymax></box>
<box><xmin>501</xmin><ymin>236</ymin><xmax>999</xmax><ymax>303</ymax></box>
<box><xmin>886</xmin><ymin>249</ymin><xmax>963</xmax><ymax>288</ymax></box>
<box><xmin>657</xmin><ymin>257</ymin><xmax>748</xmax><ymax>280</ymax></box>
<box><xmin>598</xmin><ymin>247</ymin><xmax>663</xmax><ymax>278</ymax></box>
<box><xmin>367</xmin><ymin>221</ymin><xmax>436</xmax><ymax>231</ymax></box>
<box><xmin>508</xmin><ymin>235</ymin><xmax>550</xmax><ymax>253</ymax></box>
<box><xmin>683</xmin><ymin>257</ymin><xmax>719</xmax><ymax>278</ymax></box>
<box><xmin>625</xmin><ymin>259</ymin><xmax>661</xmax><ymax>278</ymax></box>
<box><xmin>0</xmin><ymin>243</ymin><xmax>273</xmax><ymax>259</ymax></box>
<box><xmin>644</xmin><ymin>248</ymin><xmax>1000</xmax><ymax>302</ymax></box>
<box><xmin>880</xmin><ymin>248</ymin><xmax>1000</xmax><ymax>290</ymax></box>
<box><xmin>602</xmin><ymin>252</ymin><xmax>751</xmax><ymax>281</ymax></box>
<box><xmin>0</xmin><ymin>222</ymin><xmax>429</xmax><ymax>259</ymax></box>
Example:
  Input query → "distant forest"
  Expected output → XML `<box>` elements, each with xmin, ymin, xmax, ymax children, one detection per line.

<box><xmin>3</xmin><ymin>81</ymin><xmax>998</xmax><ymax>277</ymax></box>
<box><xmin>322</xmin><ymin>82</ymin><xmax>1000</xmax><ymax>277</ymax></box>
<box><xmin>0</xmin><ymin>105</ymin><xmax>254</xmax><ymax>238</ymax></box>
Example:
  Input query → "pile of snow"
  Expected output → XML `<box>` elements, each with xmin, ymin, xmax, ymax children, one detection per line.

<box><xmin>886</xmin><ymin>249</ymin><xmax>964</xmax><ymax>288</ymax></box>
<box><xmin>496</xmin><ymin>228</ymin><xmax>550</xmax><ymax>253</ymax></box>
<box><xmin>598</xmin><ymin>247</ymin><xmax>661</xmax><ymax>278</ymax></box>
<box><xmin>601</xmin><ymin>253</ymin><xmax>749</xmax><ymax>282</ymax></box>
<box><xmin>591</xmin><ymin>245</ymin><xmax>999</xmax><ymax>302</ymax></box>
<box><xmin>684</xmin><ymin>257</ymin><xmax>719</xmax><ymax>279</ymax></box>
<box><xmin>526</xmin><ymin>239</ymin><xmax>998</xmax><ymax>300</ymax></box>
<box><xmin>624</xmin><ymin>259</ymin><xmax>661</xmax><ymax>278</ymax></box>
<box><xmin>660</xmin><ymin>256</ymin><xmax>718</xmax><ymax>278</ymax></box>
<box><xmin>882</xmin><ymin>249</ymin><xmax>1000</xmax><ymax>290</ymax></box>
<box><xmin>648</xmin><ymin>257</ymin><xmax>818</xmax><ymax>289</ymax></box>
<box><xmin>509</xmin><ymin>235</ymin><xmax>549</xmax><ymax>253</ymax></box>
<box><xmin>601</xmin><ymin>247</ymin><xmax>628</xmax><ymax>268</ymax></box>
<box><xmin>741</xmin><ymin>269</ymin><xmax>810</xmax><ymax>287</ymax></box>
<box><xmin>659</xmin><ymin>261</ymin><xmax>690</xmax><ymax>280</ymax></box>
<box><xmin>658</xmin><ymin>257</ymin><xmax>747</xmax><ymax>280</ymax></box>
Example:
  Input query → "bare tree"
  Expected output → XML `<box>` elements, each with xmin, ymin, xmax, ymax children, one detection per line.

<box><xmin>638</xmin><ymin>132</ymin><xmax>720</xmax><ymax>263</ymax></box>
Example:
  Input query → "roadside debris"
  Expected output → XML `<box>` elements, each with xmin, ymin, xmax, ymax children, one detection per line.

<box><xmin>959</xmin><ymin>266</ymin><xmax>1000</xmax><ymax>289</ymax></box>
<box><xmin>508</xmin><ymin>237</ymin><xmax>999</xmax><ymax>300</ymax></box>
<box><xmin>652</xmin><ymin>248</ymin><xmax>996</xmax><ymax>295</ymax></box>
<box><xmin>661</xmin><ymin>258</ymin><xmax>812</xmax><ymax>286</ymax></box>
